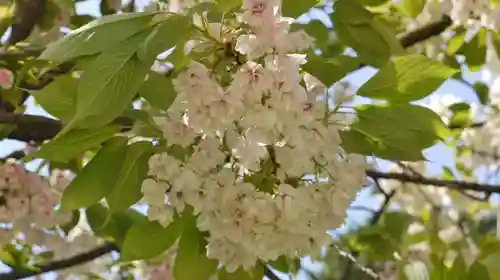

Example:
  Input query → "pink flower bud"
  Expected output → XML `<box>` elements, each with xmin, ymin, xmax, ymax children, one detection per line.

<box><xmin>0</xmin><ymin>68</ymin><xmax>14</xmax><ymax>90</ymax></box>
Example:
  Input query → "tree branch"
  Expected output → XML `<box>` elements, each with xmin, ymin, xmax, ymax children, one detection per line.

<box><xmin>366</xmin><ymin>169</ymin><xmax>500</xmax><ymax>194</ymax></box>
<box><xmin>263</xmin><ymin>265</ymin><xmax>281</xmax><ymax>280</ymax></box>
<box><xmin>0</xmin><ymin>112</ymin><xmax>62</xmax><ymax>143</ymax></box>
<box><xmin>0</xmin><ymin>243</ymin><xmax>119</xmax><ymax>280</ymax></box>
<box><xmin>0</xmin><ymin>112</ymin><xmax>133</xmax><ymax>143</ymax></box>
<box><xmin>398</xmin><ymin>15</ymin><xmax>453</xmax><ymax>48</ymax></box>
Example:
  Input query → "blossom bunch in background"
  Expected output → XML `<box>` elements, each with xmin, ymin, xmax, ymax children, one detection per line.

<box><xmin>0</xmin><ymin>160</ymin><xmax>71</xmax><ymax>230</ymax></box>
<box><xmin>408</xmin><ymin>0</ymin><xmax>500</xmax><ymax>29</ymax></box>
<box><xmin>141</xmin><ymin>0</ymin><xmax>367</xmax><ymax>272</ymax></box>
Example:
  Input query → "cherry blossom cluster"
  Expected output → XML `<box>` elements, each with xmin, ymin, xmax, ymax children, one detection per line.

<box><xmin>141</xmin><ymin>0</ymin><xmax>366</xmax><ymax>272</ymax></box>
<box><xmin>0</xmin><ymin>161</ymin><xmax>72</xmax><ymax>232</ymax></box>
<box><xmin>408</xmin><ymin>0</ymin><xmax>500</xmax><ymax>29</ymax></box>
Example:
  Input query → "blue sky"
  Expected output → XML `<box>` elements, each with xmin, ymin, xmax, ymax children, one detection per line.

<box><xmin>0</xmin><ymin>0</ymin><xmax>490</xmax><ymax>279</ymax></box>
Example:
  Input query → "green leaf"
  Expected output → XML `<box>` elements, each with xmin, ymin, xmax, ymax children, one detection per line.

<box><xmin>447</xmin><ymin>254</ymin><xmax>467</xmax><ymax>280</ymax></box>
<box><xmin>121</xmin><ymin>218</ymin><xmax>183</xmax><ymax>261</ymax></box>
<box><xmin>370</xmin><ymin>18</ymin><xmax>405</xmax><ymax>55</ymax></box>
<box><xmin>26</xmin><ymin>125</ymin><xmax>122</xmax><ymax>163</ymax></box>
<box><xmin>137</xmin><ymin>14</ymin><xmax>193</xmax><ymax>63</ymax></box>
<box><xmin>281</xmin><ymin>0</ymin><xmax>319</xmax><ymax>18</ymax></box>
<box><xmin>60</xmin><ymin>136</ymin><xmax>129</xmax><ymax>211</ymax></box>
<box><xmin>491</xmin><ymin>31</ymin><xmax>500</xmax><ymax>60</ymax></box>
<box><xmin>399</xmin><ymin>0</ymin><xmax>425</xmax><ymax>17</ymax></box>
<box><xmin>448</xmin><ymin>102</ymin><xmax>471</xmax><ymax>129</ymax></box>
<box><xmin>65</xmin><ymin>32</ymin><xmax>152</xmax><ymax>132</ymax></box>
<box><xmin>33</xmin><ymin>75</ymin><xmax>77</xmax><ymax>122</ymax></box>
<box><xmin>215</xmin><ymin>0</ymin><xmax>242</xmax><ymax>12</ymax></box>
<box><xmin>360</xmin><ymin>0</ymin><xmax>389</xmax><ymax>6</ymax></box>
<box><xmin>174</xmin><ymin>212</ymin><xmax>218</xmax><ymax>280</ymax></box>
<box><xmin>86</xmin><ymin>204</ymin><xmax>147</xmax><ymax>246</ymax></box>
<box><xmin>303</xmin><ymin>54</ymin><xmax>360</xmax><ymax>86</ymax></box>
<box><xmin>357</xmin><ymin>54</ymin><xmax>458</xmax><ymax>103</ymax></box>
<box><xmin>40</xmin><ymin>12</ymin><xmax>157</xmax><ymax>63</ymax></box>
<box><xmin>379</xmin><ymin>212</ymin><xmax>414</xmax><ymax>240</ymax></box>
<box><xmin>268</xmin><ymin>256</ymin><xmax>290</xmax><ymax>272</ymax></box>
<box><xmin>447</xmin><ymin>27</ymin><xmax>467</xmax><ymax>56</ymax></box>
<box><xmin>480</xmin><ymin>252</ymin><xmax>500</xmax><ymax>279</ymax></box>
<box><xmin>473</xmin><ymin>82</ymin><xmax>489</xmax><ymax>105</ymax></box>
<box><xmin>333</xmin><ymin>0</ymin><xmax>373</xmax><ymax>24</ymax></box>
<box><xmin>106</xmin><ymin>141</ymin><xmax>154</xmax><ymax>213</ymax></box>
<box><xmin>302</xmin><ymin>20</ymin><xmax>329</xmax><ymax>48</ymax></box>
<box><xmin>125</xmin><ymin>109</ymin><xmax>163</xmax><ymax>138</ymax></box>
<box><xmin>332</xmin><ymin>0</ymin><xmax>401</xmax><ymax>66</ymax></box>
<box><xmin>138</xmin><ymin>72</ymin><xmax>177</xmax><ymax>110</ymax></box>
<box><xmin>342</xmin><ymin>104</ymin><xmax>450</xmax><ymax>161</ymax></box>
<box><xmin>467</xmin><ymin>262</ymin><xmax>490</xmax><ymax>280</ymax></box>
<box><xmin>460</xmin><ymin>28</ymin><xmax>487</xmax><ymax>72</ymax></box>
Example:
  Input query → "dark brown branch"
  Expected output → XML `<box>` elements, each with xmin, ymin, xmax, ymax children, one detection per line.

<box><xmin>263</xmin><ymin>265</ymin><xmax>281</xmax><ymax>280</ymax></box>
<box><xmin>0</xmin><ymin>47</ymin><xmax>45</xmax><ymax>60</ymax></box>
<box><xmin>448</xmin><ymin>122</ymin><xmax>485</xmax><ymax>130</ymax></box>
<box><xmin>0</xmin><ymin>112</ymin><xmax>133</xmax><ymax>143</ymax></box>
<box><xmin>398</xmin><ymin>15</ymin><xmax>453</xmax><ymax>48</ymax></box>
<box><xmin>0</xmin><ymin>243</ymin><xmax>119</xmax><ymax>280</ymax></box>
<box><xmin>366</xmin><ymin>169</ymin><xmax>500</xmax><ymax>194</ymax></box>
<box><xmin>0</xmin><ymin>112</ymin><xmax>62</xmax><ymax>143</ymax></box>
<box><xmin>7</xmin><ymin>0</ymin><xmax>46</xmax><ymax>46</ymax></box>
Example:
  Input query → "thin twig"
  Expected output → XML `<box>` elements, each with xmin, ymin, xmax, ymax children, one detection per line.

<box><xmin>366</xmin><ymin>170</ymin><xmax>500</xmax><ymax>194</ymax></box>
<box><xmin>341</xmin><ymin>180</ymin><xmax>394</xmax><ymax>280</ymax></box>
<box><xmin>263</xmin><ymin>265</ymin><xmax>281</xmax><ymax>280</ymax></box>
<box><xmin>0</xmin><ymin>243</ymin><xmax>119</xmax><ymax>280</ymax></box>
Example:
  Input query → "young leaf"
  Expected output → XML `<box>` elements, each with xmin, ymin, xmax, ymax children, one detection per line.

<box><xmin>360</xmin><ymin>0</ymin><xmax>390</xmax><ymax>6</ymax></box>
<box><xmin>342</xmin><ymin>104</ymin><xmax>451</xmax><ymax>161</ymax></box>
<box><xmin>301</xmin><ymin>20</ymin><xmax>329</xmax><ymax>48</ymax></box>
<box><xmin>459</xmin><ymin>28</ymin><xmax>487</xmax><ymax>72</ymax></box>
<box><xmin>398</xmin><ymin>0</ymin><xmax>425</xmax><ymax>18</ymax></box>
<box><xmin>121</xmin><ymin>218</ymin><xmax>183</xmax><ymax>261</ymax></box>
<box><xmin>86</xmin><ymin>204</ymin><xmax>147</xmax><ymax>246</ymax></box>
<box><xmin>106</xmin><ymin>141</ymin><xmax>154</xmax><ymax>213</ymax></box>
<box><xmin>174</xmin><ymin>212</ymin><xmax>218</xmax><ymax>280</ymax></box>
<box><xmin>467</xmin><ymin>262</ymin><xmax>490</xmax><ymax>280</ymax></box>
<box><xmin>447</xmin><ymin>27</ymin><xmax>467</xmax><ymax>56</ymax></box>
<box><xmin>281</xmin><ymin>0</ymin><xmax>319</xmax><ymax>18</ymax></box>
<box><xmin>473</xmin><ymin>82</ymin><xmax>489</xmax><ymax>105</ymax></box>
<box><xmin>215</xmin><ymin>0</ymin><xmax>242</xmax><ymax>12</ymax></box>
<box><xmin>447</xmin><ymin>254</ymin><xmax>466</xmax><ymax>280</ymax></box>
<box><xmin>60</xmin><ymin>136</ymin><xmax>129</xmax><ymax>211</ymax></box>
<box><xmin>491</xmin><ymin>30</ymin><xmax>500</xmax><ymax>60</ymax></box>
<box><xmin>137</xmin><ymin>13</ymin><xmax>193</xmax><ymax>63</ymax></box>
<box><xmin>33</xmin><ymin>75</ymin><xmax>77</xmax><ymax>122</ymax></box>
<box><xmin>357</xmin><ymin>54</ymin><xmax>459</xmax><ymax>103</ymax></box>
<box><xmin>333</xmin><ymin>0</ymin><xmax>373</xmax><ymax>24</ymax></box>
<box><xmin>332</xmin><ymin>0</ymin><xmax>400</xmax><ymax>66</ymax></box>
<box><xmin>268</xmin><ymin>256</ymin><xmax>291</xmax><ymax>273</ymax></box>
<box><xmin>138</xmin><ymin>72</ymin><xmax>178</xmax><ymax>110</ymax></box>
<box><xmin>448</xmin><ymin>103</ymin><xmax>471</xmax><ymax>129</ymax></box>
<box><xmin>26</xmin><ymin>125</ymin><xmax>122</xmax><ymax>163</ymax></box>
<box><xmin>65</xmin><ymin>32</ymin><xmax>152</xmax><ymax>132</ymax></box>
<box><xmin>302</xmin><ymin>54</ymin><xmax>360</xmax><ymax>86</ymax></box>
<box><xmin>40</xmin><ymin>12</ymin><xmax>157</xmax><ymax>63</ymax></box>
